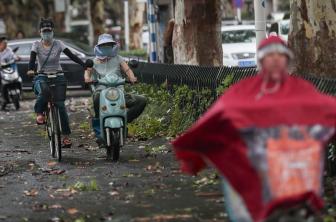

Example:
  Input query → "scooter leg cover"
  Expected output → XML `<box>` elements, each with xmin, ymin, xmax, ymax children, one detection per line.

<box><xmin>92</xmin><ymin>118</ymin><xmax>101</xmax><ymax>138</ymax></box>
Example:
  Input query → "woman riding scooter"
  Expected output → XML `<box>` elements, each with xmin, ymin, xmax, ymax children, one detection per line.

<box><xmin>27</xmin><ymin>18</ymin><xmax>90</xmax><ymax>147</ymax></box>
<box><xmin>84</xmin><ymin>33</ymin><xmax>147</xmax><ymax>144</ymax></box>
<box><xmin>0</xmin><ymin>36</ymin><xmax>20</xmax><ymax>111</ymax></box>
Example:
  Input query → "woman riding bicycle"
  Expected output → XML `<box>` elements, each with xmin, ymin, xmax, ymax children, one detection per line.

<box><xmin>27</xmin><ymin>18</ymin><xmax>89</xmax><ymax>147</ymax></box>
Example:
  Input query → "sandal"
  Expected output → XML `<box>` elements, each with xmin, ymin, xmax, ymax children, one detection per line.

<box><xmin>62</xmin><ymin>137</ymin><xmax>72</xmax><ymax>148</ymax></box>
<box><xmin>36</xmin><ymin>114</ymin><xmax>45</xmax><ymax>125</ymax></box>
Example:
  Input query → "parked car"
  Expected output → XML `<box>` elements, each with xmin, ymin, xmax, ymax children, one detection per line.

<box><xmin>8</xmin><ymin>38</ymin><xmax>94</xmax><ymax>90</ymax></box>
<box><xmin>269</xmin><ymin>20</ymin><xmax>290</xmax><ymax>41</ymax></box>
<box><xmin>222</xmin><ymin>25</ymin><xmax>257</xmax><ymax>67</ymax></box>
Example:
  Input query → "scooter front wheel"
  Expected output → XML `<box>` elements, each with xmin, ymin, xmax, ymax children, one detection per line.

<box><xmin>106</xmin><ymin>128</ymin><xmax>121</xmax><ymax>161</ymax></box>
<box><xmin>12</xmin><ymin>94</ymin><xmax>20</xmax><ymax>110</ymax></box>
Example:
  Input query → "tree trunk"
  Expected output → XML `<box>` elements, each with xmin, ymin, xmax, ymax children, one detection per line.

<box><xmin>289</xmin><ymin>0</ymin><xmax>336</xmax><ymax>77</ymax></box>
<box><xmin>172</xmin><ymin>0</ymin><xmax>222</xmax><ymax>66</ymax></box>
<box><xmin>90</xmin><ymin>0</ymin><xmax>105</xmax><ymax>41</ymax></box>
<box><xmin>0</xmin><ymin>0</ymin><xmax>50</xmax><ymax>38</ymax></box>
<box><xmin>129</xmin><ymin>0</ymin><xmax>146</xmax><ymax>49</ymax></box>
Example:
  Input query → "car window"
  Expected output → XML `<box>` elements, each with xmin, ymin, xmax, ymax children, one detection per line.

<box><xmin>60</xmin><ymin>39</ymin><xmax>94</xmax><ymax>55</ymax></box>
<box><xmin>280</xmin><ymin>22</ymin><xmax>289</xmax><ymax>35</ymax></box>
<box><xmin>9</xmin><ymin>43</ymin><xmax>32</xmax><ymax>56</ymax></box>
<box><xmin>270</xmin><ymin>23</ymin><xmax>279</xmax><ymax>34</ymax></box>
<box><xmin>222</xmin><ymin>30</ymin><xmax>256</xmax><ymax>44</ymax></box>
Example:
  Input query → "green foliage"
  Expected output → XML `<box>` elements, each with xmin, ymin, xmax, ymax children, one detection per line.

<box><xmin>217</xmin><ymin>74</ymin><xmax>233</xmax><ymax>96</ymax></box>
<box><xmin>144</xmin><ymin>145</ymin><xmax>167</xmax><ymax>155</ymax></box>
<box><xmin>74</xmin><ymin>218</ymin><xmax>86</xmax><ymax>222</ymax></box>
<box><xmin>127</xmin><ymin>75</ymin><xmax>233</xmax><ymax>139</ymax></box>
<box><xmin>120</xmin><ymin>49</ymin><xmax>148</xmax><ymax>59</ymax></box>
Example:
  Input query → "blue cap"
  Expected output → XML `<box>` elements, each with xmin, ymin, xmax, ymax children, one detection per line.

<box><xmin>97</xmin><ymin>33</ymin><xmax>116</xmax><ymax>46</ymax></box>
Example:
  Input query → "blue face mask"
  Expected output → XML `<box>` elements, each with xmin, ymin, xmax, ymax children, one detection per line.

<box><xmin>94</xmin><ymin>44</ymin><xmax>119</xmax><ymax>60</ymax></box>
<box><xmin>41</xmin><ymin>31</ymin><xmax>54</xmax><ymax>42</ymax></box>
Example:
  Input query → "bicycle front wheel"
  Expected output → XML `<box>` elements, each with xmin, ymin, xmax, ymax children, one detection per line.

<box><xmin>52</xmin><ymin>106</ymin><xmax>62</xmax><ymax>162</ymax></box>
<box><xmin>47</xmin><ymin>108</ymin><xmax>55</xmax><ymax>158</ymax></box>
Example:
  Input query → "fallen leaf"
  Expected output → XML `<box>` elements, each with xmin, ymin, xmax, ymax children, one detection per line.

<box><xmin>49</xmin><ymin>204</ymin><xmax>62</xmax><ymax>209</ymax></box>
<box><xmin>32</xmin><ymin>203</ymin><xmax>48</xmax><ymax>211</ymax></box>
<box><xmin>55</xmin><ymin>188</ymin><xmax>77</xmax><ymax>197</ymax></box>
<box><xmin>47</xmin><ymin>161</ymin><xmax>57</xmax><ymax>167</ymax></box>
<box><xmin>109</xmin><ymin>191</ymin><xmax>119</xmax><ymax>196</ymax></box>
<box><xmin>0</xmin><ymin>215</ymin><xmax>8</xmax><ymax>220</ymax></box>
<box><xmin>67</xmin><ymin>208</ymin><xmax>79</xmax><ymax>215</ymax></box>
<box><xmin>195</xmin><ymin>192</ymin><xmax>223</xmax><ymax>198</ymax></box>
<box><xmin>24</xmin><ymin>189</ymin><xmax>38</xmax><ymax>197</ymax></box>
<box><xmin>134</xmin><ymin>214</ymin><xmax>192</xmax><ymax>222</ymax></box>
<box><xmin>50</xmin><ymin>217</ymin><xmax>61</xmax><ymax>222</ymax></box>
<box><xmin>42</xmin><ymin>169</ymin><xmax>66</xmax><ymax>175</ymax></box>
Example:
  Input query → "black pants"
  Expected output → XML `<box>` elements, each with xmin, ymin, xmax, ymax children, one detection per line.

<box><xmin>93</xmin><ymin>90</ymin><xmax>147</xmax><ymax>123</ymax></box>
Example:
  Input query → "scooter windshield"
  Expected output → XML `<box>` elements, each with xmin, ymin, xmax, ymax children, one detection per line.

<box><xmin>98</xmin><ymin>73</ymin><xmax>125</xmax><ymax>87</ymax></box>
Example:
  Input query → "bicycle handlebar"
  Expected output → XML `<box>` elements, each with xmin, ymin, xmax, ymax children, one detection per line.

<box><xmin>36</xmin><ymin>70</ymin><xmax>72</xmax><ymax>75</ymax></box>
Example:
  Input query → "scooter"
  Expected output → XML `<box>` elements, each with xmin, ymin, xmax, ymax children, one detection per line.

<box><xmin>90</xmin><ymin>74</ymin><xmax>127</xmax><ymax>161</ymax></box>
<box><xmin>0</xmin><ymin>58</ymin><xmax>22</xmax><ymax>110</ymax></box>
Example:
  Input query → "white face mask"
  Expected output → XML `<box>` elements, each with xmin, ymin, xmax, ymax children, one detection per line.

<box><xmin>41</xmin><ymin>31</ymin><xmax>54</xmax><ymax>42</ymax></box>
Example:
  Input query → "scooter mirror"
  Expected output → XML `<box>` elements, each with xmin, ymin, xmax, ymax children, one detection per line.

<box><xmin>85</xmin><ymin>59</ymin><xmax>94</xmax><ymax>68</ymax></box>
<box><xmin>12</xmin><ymin>47</ymin><xmax>19</xmax><ymax>53</ymax></box>
<box><xmin>128</xmin><ymin>59</ymin><xmax>139</xmax><ymax>68</ymax></box>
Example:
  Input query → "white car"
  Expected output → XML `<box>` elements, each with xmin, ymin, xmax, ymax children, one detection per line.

<box><xmin>269</xmin><ymin>20</ymin><xmax>290</xmax><ymax>41</ymax></box>
<box><xmin>222</xmin><ymin>25</ymin><xmax>257</xmax><ymax>67</ymax></box>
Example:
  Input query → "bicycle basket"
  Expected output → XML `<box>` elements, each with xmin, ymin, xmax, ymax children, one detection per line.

<box><xmin>40</xmin><ymin>80</ymin><xmax>67</xmax><ymax>102</ymax></box>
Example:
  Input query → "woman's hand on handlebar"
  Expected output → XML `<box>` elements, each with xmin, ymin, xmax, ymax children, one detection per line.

<box><xmin>129</xmin><ymin>76</ymin><xmax>137</xmax><ymax>84</ymax></box>
<box><xmin>85</xmin><ymin>78</ymin><xmax>93</xmax><ymax>83</ymax></box>
<box><xmin>84</xmin><ymin>68</ymin><xmax>93</xmax><ymax>83</ymax></box>
<box><xmin>27</xmin><ymin>70</ymin><xmax>35</xmax><ymax>77</ymax></box>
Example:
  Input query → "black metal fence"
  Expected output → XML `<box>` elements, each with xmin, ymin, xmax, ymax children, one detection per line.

<box><xmin>131</xmin><ymin>62</ymin><xmax>336</xmax><ymax>95</ymax></box>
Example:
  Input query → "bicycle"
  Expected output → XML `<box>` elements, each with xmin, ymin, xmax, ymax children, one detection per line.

<box><xmin>36</xmin><ymin>71</ymin><xmax>67</xmax><ymax>162</ymax></box>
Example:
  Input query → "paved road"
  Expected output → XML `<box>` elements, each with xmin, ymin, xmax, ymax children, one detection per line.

<box><xmin>0</xmin><ymin>99</ymin><xmax>226</xmax><ymax>222</ymax></box>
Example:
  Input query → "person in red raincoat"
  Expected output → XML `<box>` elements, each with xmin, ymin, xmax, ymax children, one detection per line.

<box><xmin>172</xmin><ymin>35</ymin><xmax>336</xmax><ymax>222</ymax></box>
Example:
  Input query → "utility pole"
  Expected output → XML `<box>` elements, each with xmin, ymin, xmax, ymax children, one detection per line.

<box><xmin>254</xmin><ymin>0</ymin><xmax>267</xmax><ymax>50</ymax></box>
<box><xmin>147</xmin><ymin>0</ymin><xmax>158</xmax><ymax>63</ymax></box>
<box><xmin>273</xmin><ymin>0</ymin><xmax>278</xmax><ymax>12</ymax></box>
<box><xmin>124</xmin><ymin>0</ymin><xmax>130</xmax><ymax>51</ymax></box>
<box><xmin>65</xmin><ymin>0</ymin><xmax>72</xmax><ymax>32</ymax></box>
<box><xmin>87</xmin><ymin>1</ymin><xmax>94</xmax><ymax>46</ymax></box>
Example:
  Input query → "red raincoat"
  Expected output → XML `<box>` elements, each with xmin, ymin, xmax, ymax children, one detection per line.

<box><xmin>172</xmin><ymin>72</ymin><xmax>336</xmax><ymax>221</ymax></box>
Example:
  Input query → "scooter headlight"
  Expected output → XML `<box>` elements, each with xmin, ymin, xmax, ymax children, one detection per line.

<box><xmin>105</xmin><ymin>88</ymin><xmax>120</xmax><ymax>101</ymax></box>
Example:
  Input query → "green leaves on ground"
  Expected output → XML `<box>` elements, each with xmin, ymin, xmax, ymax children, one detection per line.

<box><xmin>69</xmin><ymin>180</ymin><xmax>99</xmax><ymax>192</ymax></box>
<box><xmin>79</xmin><ymin>122</ymin><xmax>91</xmax><ymax>132</ymax></box>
